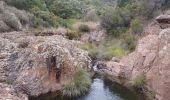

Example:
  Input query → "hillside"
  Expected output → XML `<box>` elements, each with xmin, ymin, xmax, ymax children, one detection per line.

<box><xmin>0</xmin><ymin>1</ymin><xmax>32</xmax><ymax>32</ymax></box>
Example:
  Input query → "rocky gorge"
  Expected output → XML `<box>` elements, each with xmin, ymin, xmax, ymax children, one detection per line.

<box><xmin>1</xmin><ymin>10</ymin><xmax>170</xmax><ymax>100</ymax></box>
<box><xmin>0</xmin><ymin>0</ymin><xmax>170</xmax><ymax>100</ymax></box>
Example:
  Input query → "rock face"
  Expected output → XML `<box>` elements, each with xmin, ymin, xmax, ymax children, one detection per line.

<box><xmin>105</xmin><ymin>11</ymin><xmax>170</xmax><ymax>100</ymax></box>
<box><xmin>156</xmin><ymin>14</ymin><xmax>170</xmax><ymax>29</ymax></box>
<box><xmin>0</xmin><ymin>83</ymin><xmax>28</xmax><ymax>100</ymax></box>
<box><xmin>147</xmin><ymin>28</ymin><xmax>170</xmax><ymax>100</ymax></box>
<box><xmin>156</xmin><ymin>15</ymin><xmax>170</xmax><ymax>24</ymax></box>
<box><xmin>0</xmin><ymin>32</ymin><xmax>91</xmax><ymax>99</ymax></box>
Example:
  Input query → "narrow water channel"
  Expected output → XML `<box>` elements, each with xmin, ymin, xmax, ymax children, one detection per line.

<box><xmin>30</xmin><ymin>77</ymin><xmax>138</xmax><ymax>100</ymax></box>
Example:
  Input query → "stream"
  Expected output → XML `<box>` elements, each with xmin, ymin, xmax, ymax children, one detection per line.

<box><xmin>30</xmin><ymin>76</ymin><xmax>138</xmax><ymax>100</ymax></box>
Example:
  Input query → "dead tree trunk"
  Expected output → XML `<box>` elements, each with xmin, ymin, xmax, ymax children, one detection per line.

<box><xmin>46</xmin><ymin>56</ymin><xmax>61</xmax><ymax>82</ymax></box>
<box><xmin>46</xmin><ymin>57</ymin><xmax>52</xmax><ymax>75</ymax></box>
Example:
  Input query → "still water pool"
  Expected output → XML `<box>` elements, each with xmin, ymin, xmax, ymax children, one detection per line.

<box><xmin>30</xmin><ymin>78</ymin><xmax>138</xmax><ymax>100</ymax></box>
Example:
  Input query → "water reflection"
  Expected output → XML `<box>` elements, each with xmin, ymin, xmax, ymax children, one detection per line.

<box><xmin>30</xmin><ymin>78</ymin><xmax>138</xmax><ymax>100</ymax></box>
<box><xmin>79</xmin><ymin>78</ymin><xmax>123</xmax><ymax>100</ymax></box>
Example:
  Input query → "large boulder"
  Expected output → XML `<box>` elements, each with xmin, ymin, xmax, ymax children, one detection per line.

<box><xmin>156</xmin><ymin>15</ymin><xmax>170</xmax><ymax>24</ymax></box>
<box><xmin>0</xmin><ymin>32</ymin><xmax>91</xmax><ymax>98</ymax></box>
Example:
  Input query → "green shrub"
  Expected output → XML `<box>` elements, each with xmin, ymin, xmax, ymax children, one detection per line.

<box><xmin>101</xmin><ymin>47</ymin><xmax>126</xmax><ymax>60</ymax></box>
<box><xmin>130</xmin><ymin>19</ymin><xmax>143</xmax><ymax>34</ymax></box>
<box><xmin>63</xmin><ymin>69</ymin><xmax>91</xmax><ymax>97</ymax></box>
<box><xmin>80</xmin><ymin>42</ymin><xmax>93</xmax><ymax>51</ymax></box>
<box><xmin>88</xmin><ymin>48</ymin><xmax>98</xmax><ymax>60</ymax></box>
<box><xmin>3</xmin><ymin>12</ymin><xmax>22</xmax><ymax>31</ymax></box>
<box><xmin>121</xmin><ymin>33</ymin><xmax>136</xmax><ymax>52</ymax></box>
<box><xmin>94</xmin><ymin>39</ymin><xmax>127</xmax><ymax>60</ymax></box>
<box><xmin>126</xmin><ymin>0</ymin><xmax>162</xmax><ymax>19</ymax></box>
<box><xmin>49</xmin><ymin>0</ymin><xmax>85</xmax><ymax>19</ymax></box>
<box><xmin>6</xmin><ymin>0</ymin><xmax>47</xmax><ymax>11</ymax></box>
<box><xmin>7</xmin><ymin>0</ymin><xmax>60</xmax><ymax>28</ymax></box>
<box><xmin>7</xmin><ymin>7</ymin><xmax>32</xmax><ymax>26</ymax></box>
<box><xmin>78</xmin><ymin>24</ymin><xmax>90</xmax><ymax>32</ymax></box>
<box><xmin>80</xmin><ymin>39</ymin><xmax>127</xmax><ymax>61</ymax></box>
<box><xmin>79</xmin><ymin>43</ymin><xmax>98</xmax><ymax>60</ymax></box>
<box><xmin>101</xmin><ymin>7</ymin><xmax>132</xmax><ymax>37</ymax></box>
<box><xmin>0</xmin><ymin>20</ymin><xmax>11</xmax><ymax>32</ymax></box>
<box><xmin>132</xmin><ymin>74</ymin><xmax>146</xmax><ymax>88</ymax></box>
<box><xmin>118</xmin><ymin>0</ymin><xmax>132</xmax><ymax>7</ymax></box>
<box><xmin>83</xmin><ymin>9</ymin><xmax>99</xmax><ymax>22</ymax></box>
<box><xmin>132</xmin><ymin>74</ymin><xmax>156</xmax><ymax>100</ymax></box>
<box><xmin>31</xmin><ymin>7</ymin><xmax>59</xmax><ymax>28</ymax></box>
<box><xmin>58</xmin><ymin>18</ymin><xmax>77</xmax><ymax>28</ymax></box>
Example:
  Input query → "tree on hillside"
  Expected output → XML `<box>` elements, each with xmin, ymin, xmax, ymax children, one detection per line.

<box><xmin>101</xmin><ymin>7</ymin><xmax>132</xmax><ymax>37</ymax></box>
<box><xmin>49</xmin><ymin>0</ymin><xmax>87</xmax><ymax>19</ymax></box>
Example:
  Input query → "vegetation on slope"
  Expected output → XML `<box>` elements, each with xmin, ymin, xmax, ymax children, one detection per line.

<box><xmin>132</xmin><ymin>74</ymin><xmax>156</xmax><ymax>100</ymax></box>
<box><xmin>3</xmin><ymin>0</ymin><xmax>169</xmax><ymax>60</ymax></box>
<box><xmin>3</xmin><ymin>0</ymin><xmax>170</xmax><ymax>29</ymax></box>
<box><xmin>80</xmin><ymin>39</ymin><xmax>128</xmax><ymax>61</ymax></box>
<box><xmin>5</xmin><ymin>0</ymin><xmax>116</xmax><ymax>29</ymax></box>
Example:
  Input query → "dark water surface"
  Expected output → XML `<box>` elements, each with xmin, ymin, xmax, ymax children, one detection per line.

<box><xmin>30</xmin><ymin>78</ymin><xmax>138</xmax><ymax>100</ymax></box>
